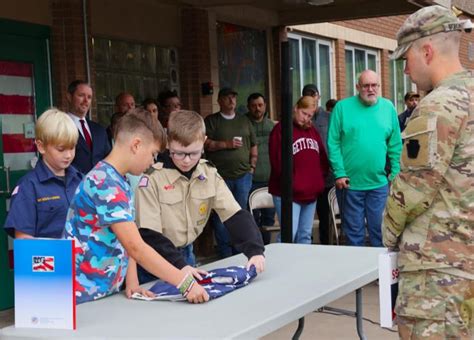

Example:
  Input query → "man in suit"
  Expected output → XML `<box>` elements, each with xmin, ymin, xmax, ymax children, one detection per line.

<box><xmin>66</xmin><ymin>80</ymin><xmax>111</xmax><ymax>174</ymax></box>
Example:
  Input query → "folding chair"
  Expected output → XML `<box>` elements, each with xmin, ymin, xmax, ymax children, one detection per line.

<box><xmin>248</xmin><ymin>187</ymin><xmax>280</xmax><ymax>235</ymax></box>
<box><xmin>328</xmin><ymin>186</ymin><xmax>342</xmax><ymax>245</ymax></box>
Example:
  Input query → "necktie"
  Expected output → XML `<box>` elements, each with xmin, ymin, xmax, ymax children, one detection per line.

<box><xmin>79</xmin><ymin>119</ymin><xmax>92</xmax><ymax>150</ymax></box>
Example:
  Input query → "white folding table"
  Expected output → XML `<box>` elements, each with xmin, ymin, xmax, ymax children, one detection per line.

<box><xmin>0</xmin><ymin>243</ymin><xmax>385</xmax><ymax>339</ymax></box>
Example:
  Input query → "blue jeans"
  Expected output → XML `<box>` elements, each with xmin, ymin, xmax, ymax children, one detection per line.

<box><xmin>272</xmin><ymin>195</ymin><xmax>317</xmax><ymax>244</ymax></box>
<box><xmin>336</xmin><ymin>184</ymin><xmax>389</xmax><ymax>247</ymax></box>
<box><xmin>250</xmin><ymin>181</ymin><xmax>275</xmax><ymax>245</ymax></box>
<box><xmin>213</xmin><ymin>172</ymin><xmax>253</xmax><ymax>258</ymax></box>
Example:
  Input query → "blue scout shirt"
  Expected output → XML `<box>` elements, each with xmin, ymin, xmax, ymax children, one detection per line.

<box><xmin>3</xmin><ymin>158</ymin><xmax>82</xmax><ymax>238</ymax></box>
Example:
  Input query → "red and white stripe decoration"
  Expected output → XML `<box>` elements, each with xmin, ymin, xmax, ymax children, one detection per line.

<box><xmin>0</xmin><ymin>60</ymin><xmax>37</xmax><ymax>171</ymax></box>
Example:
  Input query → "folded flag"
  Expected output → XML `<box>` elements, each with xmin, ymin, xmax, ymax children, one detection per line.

<box><xmin>132</xmin><ymin>265</ymin><xmax>257</xmax><ymax>301</ymax></box>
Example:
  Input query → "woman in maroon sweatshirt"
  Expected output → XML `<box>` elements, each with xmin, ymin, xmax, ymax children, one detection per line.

<box><xmin>268</xmin><ymin>96</ymin><xmax>329</xmax><ymax>244</ymax></box>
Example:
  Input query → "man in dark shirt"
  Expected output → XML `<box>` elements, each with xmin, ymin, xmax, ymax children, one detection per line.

<box><xmin>398</xmin><ymin>91</ymin><xmax>420</xmax><ymax>132</ymax></box>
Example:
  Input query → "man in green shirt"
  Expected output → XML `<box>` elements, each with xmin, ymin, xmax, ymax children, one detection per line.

<box><xmin>327</xmin><ymin>70</ymin><xmax>402</xmax><ymax>247</ymax></box>
<box><xmin>204</xmin><ymin>88</ymin><xmax>258</xmax><ymax>257</ymax></box>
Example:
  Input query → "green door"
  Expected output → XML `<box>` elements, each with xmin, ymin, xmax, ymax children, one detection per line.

<box><xmin>0</xmin><ymin>19</ymin><xmax>51</xmax><ymax>310</ymax></box>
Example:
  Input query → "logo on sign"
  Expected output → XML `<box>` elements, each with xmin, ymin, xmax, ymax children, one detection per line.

<box><xmin>32</xmin><ymin>256</ymin><xmax>55</xmax><ymax>272</ymax></box>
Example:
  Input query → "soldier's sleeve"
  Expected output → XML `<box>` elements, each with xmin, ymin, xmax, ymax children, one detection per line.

<box><xmin>134</xmin><ymin>173</ymin><xmax>163</xmax><ymax>233</ymax></box>
<box><xmin>383</xmin><ymin>100</ymin><xmax>466</xmax><ymax>248</ymax></box>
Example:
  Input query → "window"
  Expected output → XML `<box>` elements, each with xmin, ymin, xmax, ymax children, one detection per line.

<box><xmin>390</xmin><ymin>59</ymin><xmax>414</xmax><ymax>112</ymax></box>
<box><xmin>288</xmin><ymin>33</ymin><xmax>333</xmax><ymax>109</ymax></box>
<box><xmin>93</xmin><ymin>37</ymin><xmax>178</xmax><ymax>127</ymax></box>
<box><xmin>344</xmin><ymin>46</ymin><xmax>378</xmax><ymax>97</ymax></box>
<box><xmin>217</xmin><ymin>22</ymin><xmax>267</xmax><ymax>114</ymax></box>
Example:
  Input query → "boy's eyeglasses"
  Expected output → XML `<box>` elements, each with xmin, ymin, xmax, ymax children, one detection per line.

<box><xmin>169</xmin><ymin>150</ymin><xmax>203</xmax><ymax>160</ymax></box>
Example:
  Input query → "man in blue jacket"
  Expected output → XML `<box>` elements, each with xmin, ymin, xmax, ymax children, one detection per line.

<box><xmin>66</xmin><ymin>80</ymin><xmax>111</xmax><ymax>174</ymax></box>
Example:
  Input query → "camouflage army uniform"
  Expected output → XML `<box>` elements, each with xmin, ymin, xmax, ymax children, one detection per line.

<box><xmin>384</xmin><ymin>6</ymin><xmax>474</xmax><ymax>338</ymax></box>
<box><xmin>383</xmin><ymin>70</ymin><xmax>474</xmax><ymax>338</ymax></box>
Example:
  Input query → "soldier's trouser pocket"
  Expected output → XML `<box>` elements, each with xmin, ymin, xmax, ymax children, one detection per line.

<box><xmin>396</xmin><ymin>270</ymin><xmax>472</xmax><ymax>340</ymax></box>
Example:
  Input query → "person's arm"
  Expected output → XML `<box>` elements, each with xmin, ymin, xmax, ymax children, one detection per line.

<box><xmin>249</xmin><ymin>145</ymin><xmax>258</xmax><ymax>173</ymax></box>
<box><xmin>383</xmin><ymin>109</ymin><xmax>464</xmax><ymax>248</ymax></box>
<box><xmin>138</xmin><ymin>228</ymin><xmax>187</xmax><ymax>269</ymax></box>
<box><xmin>112</xmin><ymin>221</ymin><xmax>209</xmax><ymax>303</ymax></box>
<box><xmin>204</xmin><ymin>138</ymin><xmax>235</xmax><ymax>152</ymax></box>
<box><xmin>327</xmin><ymin>104</ymin><xmax>347</xmax><ymax>180</ymax></box>
<box><xmin>387</xmin><ymin>106</ymin><xmax>402</xmax><ymax>181</ymax></box>
<box><xmin>315</xmin><ymin>130</ymin><xmax>329</xmax><ymax>178</ymax></box>
<box><xmin>124</xmin><ymin>257</ymin><xmax>155</xmax><ymax>298</ymax></box>
<box><xmin>204</xmin><ymin>114</ymin><xmax>233</xmax><ymax>152</ymax></box>
<box><xmin>212</xmin><ymin>173</ymin><xmax>265</xmax><ymax>271</ymax></box>
<box><xmin>4</xmin><ymin>181</ymin><xmax>37</xmax><ymax>238</ymax></box>
<box><xmin>223</xmin><ymin>210</ymin><xmax>265</xmax><ymax>272</ymax></box>
<box><xmin>14</xmin><ymin>230</ymin><xmax>34</xmax><ymax>239</ymax></box>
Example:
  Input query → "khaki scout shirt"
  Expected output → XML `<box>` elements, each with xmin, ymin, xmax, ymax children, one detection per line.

<box><xmin>135</xmin><ymin>159</ymin><xmax>241</xmax><ymax>248</ymax></box>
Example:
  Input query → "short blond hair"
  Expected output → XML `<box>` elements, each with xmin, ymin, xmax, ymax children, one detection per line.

<box><xmin>167</xmin><ymin>110</ymin><xmax>206</xmax><ymax>146</ymax></box>
<box><xmin>35</xmin><ymin>108</ymin><xmax>79</xmax><ymax>148</ymax></box>
<box><xmin>115</xmin><ymin>108</ymin><xmax>167</xmax><ymax>151</ymax></box>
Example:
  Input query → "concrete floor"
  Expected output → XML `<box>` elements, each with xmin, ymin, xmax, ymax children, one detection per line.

<box><xmin>0</xmin><ymin>282</ymin><xmax>398</xmax><ymax>339</ymax></box>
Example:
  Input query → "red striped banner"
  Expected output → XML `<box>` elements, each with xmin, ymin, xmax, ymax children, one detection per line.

<box><xmin>0</xmin><ymin>61</ymin><xmax>33</xmax><ymax>77</ymax></box>
<box><xmin>0</xmin><ymin>94</ymin><xmax>34</xmax><ymax>114</ymax></box>
<box><xmin>2</xmin><ymin>134</ymin><xmax>36</xmax><ymax>153</ymax></box>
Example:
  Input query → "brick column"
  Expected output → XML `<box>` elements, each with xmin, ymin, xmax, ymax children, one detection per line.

<box><xmin>51</xmin><ymin>0</ymin><xmax>95</xmax><ymax>117</ymax></box>
<box><xmin>334</xmin><ymin>39</ymin><xmax>346</xmax><ymax>99</ymax></box>
<box><xmin>380</xmin><ymin>49</ymin><xmax>391</xmax><ymax>99</ymax></box>
<box><xmin>179</xmin><ymin>8</ymin><xmax>213</xmax><ymax>117</ymax></box>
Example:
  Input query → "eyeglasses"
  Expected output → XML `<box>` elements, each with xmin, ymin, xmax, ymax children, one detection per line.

<box><xmin>360</xmin><ymin>83</ymin><xmax>380</xmax><ymax>90</ymax></box>
<box><xmin>169</xmin><ymin>149</ymin><xmax>203</xmax><ymax>160</ymax></box>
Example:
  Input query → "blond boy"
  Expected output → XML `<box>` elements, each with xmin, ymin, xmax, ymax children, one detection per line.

<box><xmin>4</xmin><ymin>108</ymin><xmax>82</xmax><ymax>239</ymax></box>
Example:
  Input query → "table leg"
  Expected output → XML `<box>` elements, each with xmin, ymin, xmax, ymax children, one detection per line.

<box><xmin>292</xmin><ymin>317</ymin><xmax>305</xmax><ymax>340</ymax></box>
<box><xmin>356</xmin><ymin>288</ymin><xmax>366</xmax><ymax>340</ymax></box>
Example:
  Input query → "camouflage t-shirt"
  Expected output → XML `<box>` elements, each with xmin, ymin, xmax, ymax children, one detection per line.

<box><xmin>65</xmin><ymin>161</ymin><xmax>134</xmax><ymax>304</ymax></box>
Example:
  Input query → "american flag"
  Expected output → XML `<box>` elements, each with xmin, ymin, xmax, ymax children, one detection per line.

<box><xmin>32</xmin><ymin>256</ymin><xmax>55</xmax><ymax>272</ymax></box>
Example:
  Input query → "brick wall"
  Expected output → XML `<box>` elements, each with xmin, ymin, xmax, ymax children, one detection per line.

<box><xmin>179</xmin><ymin>8</ymin><xmax>213</xmax><ymax>117</ymax></box>
<box><xmin>337</xmin><ymin>14</ymin><xmax>474</xmax><ymax>77</ymax></box>
<box><xmin>334</xmin><ymin>39</ymin><xmax>346</xmax><ymax>99</ymax></box>
<box><xmin>51</xmin><ymin>0</ymin><xmax>96</xmax><ymax>118</ymax></box>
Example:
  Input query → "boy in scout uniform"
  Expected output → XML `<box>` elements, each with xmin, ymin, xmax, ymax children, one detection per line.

<box><xmin>384</xmin><ymin>6</ymin><xmax>473</xmax><ymax>339</ymax></box>
<box><xmin>4</xmin><ymin>109</ymin><xmax>82</xmax><ymax>238</ymax></box>
<box><xmin>135</xmin><ymin>110</ymin><xmax>265</xmax><ymax>281</ymax></box>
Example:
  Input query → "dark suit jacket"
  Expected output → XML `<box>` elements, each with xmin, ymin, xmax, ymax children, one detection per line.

<box><xmin>72</xmin><ymin>119</ymin><xmax>112</xmax><ymax>174</ymax></box>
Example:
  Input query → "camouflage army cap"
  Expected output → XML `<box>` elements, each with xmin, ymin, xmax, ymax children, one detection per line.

<box><xmin>391</xmin><ymin>5</ymin><xmax>463</xmax><ymax>60</ymax></box>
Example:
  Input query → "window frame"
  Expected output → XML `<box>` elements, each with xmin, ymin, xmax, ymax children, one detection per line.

<box><xmin>287</xmin><ymin>32</ymin><xmax>334</xmax><ymax>106</ymax></box>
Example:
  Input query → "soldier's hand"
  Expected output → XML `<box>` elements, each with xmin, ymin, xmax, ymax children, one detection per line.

<box><xmin>335</xmin><ymin>177</ymin><xmax>350</xmax><ymax>189</ymax></box>
<box><xmin>186</xmin><ymin>283</ymin><xmax>209</xmax><ymax>304</ymax></box>
<box><xmin>247</xmin><ymin>255</ymin><xmax>265</xmax><ymax>273</ymax></box>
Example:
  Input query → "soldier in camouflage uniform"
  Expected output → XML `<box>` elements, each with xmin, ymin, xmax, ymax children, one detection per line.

<box><xmin>384</xmin><ymin>5</ymin><xmax>473</xmax><ymax>339</ymax></box>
